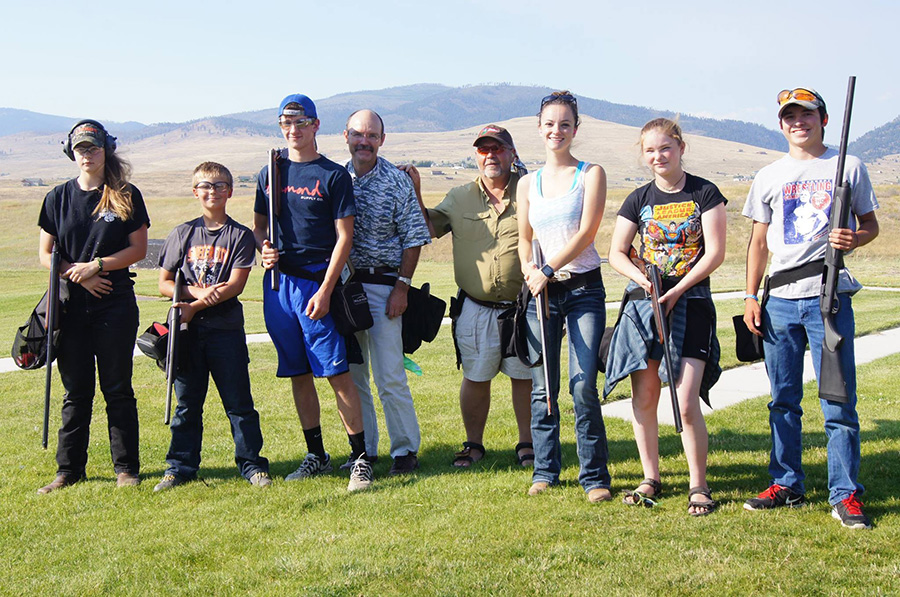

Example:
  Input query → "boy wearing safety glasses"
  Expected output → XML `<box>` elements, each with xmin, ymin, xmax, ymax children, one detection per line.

<box><xmin>155</xmin><ymin>161</ymin><xmax>271</xmax><ymax>491</ymax></box>
<box><xmin>252</xmin><ymin>94</ymin><xmax>373</xmax><ymax>492</ymax></box>
<box><xmin>741</xmin><ymin>87</ymin><xmax>879</xmax><ymax>528</ymax></box>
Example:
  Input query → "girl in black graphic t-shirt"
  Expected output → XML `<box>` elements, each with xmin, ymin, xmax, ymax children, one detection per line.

<box><xmin>606</xmin><ymin>118</ymin><xmax>727</xmax><ymax>516</ymax></box>
<box><xmin>36</xmin><ymin>120</ymin><xmax>150</xmax><ymax>494</ymax></box>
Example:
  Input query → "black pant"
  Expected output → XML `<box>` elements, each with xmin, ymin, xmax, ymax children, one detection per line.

<box><xmin>55</xmin><ymin>287</ymin><xmax>140</xmax><ymax>476</ymax></box>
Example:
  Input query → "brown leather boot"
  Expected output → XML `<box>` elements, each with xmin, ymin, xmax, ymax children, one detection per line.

<box><xmin>37</xmin><ymin>474</ymin><xmax>81</xmax><ymax>495</ymax></box>
<box><xmin>116</xmin><ymin>472</ymin><xmax>141</xmax><ymax>488</ymax></box>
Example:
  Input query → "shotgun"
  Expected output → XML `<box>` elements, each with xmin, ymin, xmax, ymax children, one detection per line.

<box><xmin>818</xmin><ymin>76</ymin><xmax>856</xmax><ymax>403</ymax></box>
<box><xmin>647</xmin><ymin>263</ymin><xmax>683</xmax><ymax>433</ymax></box>
<box><xmin>164</xmin><ymin>269</ymin><xmax>184</xmax><ymax>425</ymax></box>
<box><xmin>267</xmin><ymin>148</ymin><xmax>281</xmax><ymax>292</ymax></box>
<box><xmin>532</xmin><ymin>239</ymin><xmax>553</xmax><ymax>416</ymax></box>
<box><xmin>42</xmin><ymin>241</ymin><xmax>60</xmax><ymax>449</ymax></box>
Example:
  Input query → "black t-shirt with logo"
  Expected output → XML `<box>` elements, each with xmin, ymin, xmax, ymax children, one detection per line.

<box><xmin>39</xmin><ymin>178</ymin><xmax>151</xmax><ymax>294</ymax></box>
<box><xmin>618</xmin><ymin>173</ymin><xmax>726</xmax><ymax>279</ymax></box>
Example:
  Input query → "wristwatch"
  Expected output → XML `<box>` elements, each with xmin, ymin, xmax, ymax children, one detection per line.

<box><xmin>540</xmin><ymin>264</ymin><xmax>554</xmax><ymax>278</ymax></box>
<box><xmin>397</xmin><ymin>276</ymin><xmax>412</xmax><ymax>286</ymax></box>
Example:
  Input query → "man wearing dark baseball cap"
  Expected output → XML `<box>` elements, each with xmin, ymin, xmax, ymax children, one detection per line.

<box><xmin>411</xmin><ymin>124</ymin><xmax>534</xmax><ymax>470</ymax></box>
<box><xmin>741</xmin><ymin>86</ymin><xmax>880</xmax><ymax>528</ymax></box>
<box><xmin>252</xmin><ymin>93</ymin><xmax>373</xmax><ymax>492</ymax></box>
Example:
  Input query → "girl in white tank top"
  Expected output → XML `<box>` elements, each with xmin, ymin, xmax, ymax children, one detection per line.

<box><xmin>515</xmin><ymin>91</ymin><xmax>611</xmax><ymax>501</ymax></box>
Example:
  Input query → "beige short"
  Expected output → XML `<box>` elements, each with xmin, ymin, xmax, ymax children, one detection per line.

<box><xmin>456</xmin><ymin>298</ymin><xmax>531</xmax><ymax>382</ymax></box>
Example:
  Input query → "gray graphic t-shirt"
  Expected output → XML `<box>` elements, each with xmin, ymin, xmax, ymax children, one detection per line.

<box><xmin>159</xmin><ymin>216</ymin><xmax>255</xmax><ymax>329</ymax></box>
<box><xmin>742</xmin><ymin>148</ymin><xmax>878</xmax><ymax>299</ymax></box>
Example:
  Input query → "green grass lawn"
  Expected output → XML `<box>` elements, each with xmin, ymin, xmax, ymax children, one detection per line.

<box><xmin>1</xmin><ymin>286</ymin><xmax>899</xmax><ymax>594</ymax></box>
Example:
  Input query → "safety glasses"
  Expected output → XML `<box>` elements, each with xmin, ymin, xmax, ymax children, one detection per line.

<box><xmin>777</xmin><ymin>88</ymin><xmax>823</xmax><ymax>108</ymax></box>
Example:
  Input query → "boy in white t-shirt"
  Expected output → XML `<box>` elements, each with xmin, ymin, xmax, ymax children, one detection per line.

<box><xmin>741</xmin><ymin>87</ymin><xmax>879</xmax><ymax>529</ymax></box>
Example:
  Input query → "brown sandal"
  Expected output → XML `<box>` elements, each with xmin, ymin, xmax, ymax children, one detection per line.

<box><xmin>688</xmin><ymin>486</ymin><xmax>718</xmax><ymax>516</ymax></box>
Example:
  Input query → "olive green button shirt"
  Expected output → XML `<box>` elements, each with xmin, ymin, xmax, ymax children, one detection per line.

<box><xmin>428</xmin><ymin>173</ymin><xmax>523</xmax><ymax>303</ymax></box>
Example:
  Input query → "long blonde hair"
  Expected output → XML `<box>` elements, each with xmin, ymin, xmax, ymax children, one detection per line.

<box><xmin>93</xmin><ymin>149</ymin><xmax>134</xmax><ymax>221</ymax></box>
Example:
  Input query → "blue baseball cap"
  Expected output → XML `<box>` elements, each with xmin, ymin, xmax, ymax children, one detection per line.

<box><xmin>279</xmin><ymin>94</ymin><xmax>317</xmax><ymax>119</ymax></box>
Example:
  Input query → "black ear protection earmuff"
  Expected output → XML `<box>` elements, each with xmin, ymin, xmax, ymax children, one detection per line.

<box><xmin>62</xmin><ymin>119</ymin><xmax>117</xmax><ymax>161</ymax></box>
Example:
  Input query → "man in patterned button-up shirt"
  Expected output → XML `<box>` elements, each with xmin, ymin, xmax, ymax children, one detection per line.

<box><xmin>343</xmin><ymin>109</ymin><xmax>432</xmax><ymax>476</ymax></box>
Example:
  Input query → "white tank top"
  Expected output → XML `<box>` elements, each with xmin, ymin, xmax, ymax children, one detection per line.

<box><xmin>528</xmin><ymin>161</ymin><xmax>602</xmax><ymax>274</ymax></box>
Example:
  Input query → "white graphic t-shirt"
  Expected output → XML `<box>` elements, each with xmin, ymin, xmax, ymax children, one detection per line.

<box><xmin>742</xmin><ymin>148</ymin><xmax>878</xmax><ymax>299</ymax></box>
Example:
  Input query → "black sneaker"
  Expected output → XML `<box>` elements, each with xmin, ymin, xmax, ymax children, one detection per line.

<box><xmin>743</xmin><ymin>484</ymin><xmax>806</xmax><ymax>510</ymax></box>
<box><xmin>832</xmin><ymin>492</ymin><xmax>872</xmax><ymax>529</ymax></box>
<box><xmin>389</xmin><ymin>453</ymin><xmax>419</xmax><ymax>476</ymax></box>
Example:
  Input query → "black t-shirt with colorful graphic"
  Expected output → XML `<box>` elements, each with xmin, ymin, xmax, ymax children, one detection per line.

<box><xmin>159</xmin><ymin>216</ymin><xmax>256</xmax><ymax>330</ymax></box>
<box><xmin>39</xmin><ymin>179</ymin><xmax>151</xmax><ymax>295</ymax></box>
<box><xmin>619</xmin><ymin>174</ymin><xmax>726</xmax><ymax>279</ymax></box>
<box><xmin>253</xmin><ymin>155</ymin><xmax>356</xmax><ymax>269</ymax></box>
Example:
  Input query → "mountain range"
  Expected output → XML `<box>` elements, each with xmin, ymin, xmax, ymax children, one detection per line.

<box><xmin>1</xmin><ymin>83</ymin><xmax>898</xmax><ymax>165</ymax></box>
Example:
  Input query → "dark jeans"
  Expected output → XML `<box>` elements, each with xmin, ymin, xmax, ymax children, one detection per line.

<box><xmin>165</xmin><ymin>325</ymin><xmax>268</xmax><ymax>480</ymax></box>
<box><xmin>55</xmin><ymin>288</ymin><xmax>140</xmax><ymax>476</ymax></box>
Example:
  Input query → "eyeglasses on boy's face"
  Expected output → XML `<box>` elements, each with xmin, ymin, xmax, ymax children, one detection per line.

<box><xmin>541</xmin><ymin>93</ymin><xmax>577</xmax><ymax>108</ymax></box>
<box><xmin>194</xmin><ymin>181</ymin><xmax>231</xmax><ymax>193</ymax></box>
<box><xmin>279</xmin><ymin>117</ymin><xmax>316</xmax><ymax>130</ymax></box>
<box><xmin>777</xmin><ymin>88</ymin><xmax>821</xmax><ymax>107</ymax></box>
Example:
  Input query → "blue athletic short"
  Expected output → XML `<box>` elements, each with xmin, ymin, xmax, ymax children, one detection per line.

<box><xmin>263</xmin><ymin>264</ymin><xmax>348</xmax><ymax>378</ymax></box>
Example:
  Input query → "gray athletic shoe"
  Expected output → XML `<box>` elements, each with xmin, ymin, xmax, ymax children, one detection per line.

<box><xmin>285</xmin><ymin>453</ymin><xmax>333</xmax><ymax>481</ymax></box>
<box><xmin>347</xmin><ymin>455</ymin><xmax>374</xmax><ymax>492</ymax></box>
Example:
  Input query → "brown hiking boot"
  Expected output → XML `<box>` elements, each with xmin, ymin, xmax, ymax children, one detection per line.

<box><xmin>37</xmin><ymin>474</ymin><xmax>81</xmax><ymax>495</ymax></box>
<box><xmin>116</xmin><ymin>472</ymin><xmax>141</xmax><ymax>488</ymax></box>
<box><xmin>587</xmin><ymin>487</ymin><xmax>612</xmax><ymax>503</ymax></box>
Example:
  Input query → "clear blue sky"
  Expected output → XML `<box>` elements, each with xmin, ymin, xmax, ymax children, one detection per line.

<box><xmin>3</xmin><ymin>0</ymin><xmax>897</xmax><ymax>139</ymax></box>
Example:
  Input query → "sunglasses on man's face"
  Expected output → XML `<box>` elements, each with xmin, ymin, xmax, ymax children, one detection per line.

<box><xmin>475</xmin><ymin>144</ymin><xmax>508</xmax><ymax>156</ymax></box>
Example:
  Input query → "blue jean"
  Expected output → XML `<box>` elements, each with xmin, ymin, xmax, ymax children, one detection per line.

<box><xmin>525</xmin><ymin>279</ymin><xmax>610</xmax><ymax>492</ymax></box>
<box><xmin>763</xmin><ymin>294</ymin><xmax>863</xmax><ymax>505</ymax></box>
<box><xmin>165</xmin><ymin>325</ymin><xmax>268</xmax><ymax>480</ymax></box>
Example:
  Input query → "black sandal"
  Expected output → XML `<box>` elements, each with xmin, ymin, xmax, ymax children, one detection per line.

<box><xmin>688</xmin><ymin>486</ymin><xmax>718</xmax><ymax>517</ymax></box>
<box><xmin>452</xmin><ymin>442</ymin><xmax>485</xmax><ymax>468</ymax></box>
<box><xmin>623</xmin><ymin>478</ymin><xmax>662</xmax><ymax>507</ymax></box>
<box><xmin>515</xmin><ymin>442</ymin><xmax>534</xmax><ymax>467</ymax></box>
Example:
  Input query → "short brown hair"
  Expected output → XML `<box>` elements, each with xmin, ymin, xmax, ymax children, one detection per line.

<box><xmin>192</xmin><ymin>161</ymin><xmax>233</xmax><ymax>188</ymax></box>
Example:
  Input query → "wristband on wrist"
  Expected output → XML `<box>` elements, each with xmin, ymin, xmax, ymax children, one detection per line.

<box><xmin>744</xmin><ymin>294</ymin><xmax>758</xmax><ymax>301</ymax></box>
<box><xmin>540</xmin><ymin>264</ymin><xmax>554</xmax><ymax>278</ymax></box>
<box><xmin>397</xmin><ymin>276</ymin><xmax>412</xmax><ymax>286</ymax></box>
<box><xmin>96</xmin><ymin>257</ymin><xmax>104</xmax><ymax>272</ymax></box>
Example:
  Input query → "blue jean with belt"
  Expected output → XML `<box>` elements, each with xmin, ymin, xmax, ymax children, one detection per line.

<box><xmin>525</xmin><ymin>278</ymin><xmax>610</xmax><ymax>492</ymax></box>
<box><xmin>762</xmin><ymin>294</ymin><xmax>863</xmax><ymax>505</ymax></box>
<box><xmin>165</xmin><ymin>325</ymin><xmax>268</xmax><ymax>481</ymax></box>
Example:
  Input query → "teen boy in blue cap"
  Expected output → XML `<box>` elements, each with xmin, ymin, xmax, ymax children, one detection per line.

<box><xmin>253</xmin><ymin>94</ymin><xmax>372</xmax><ymax>492</ymax></box>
